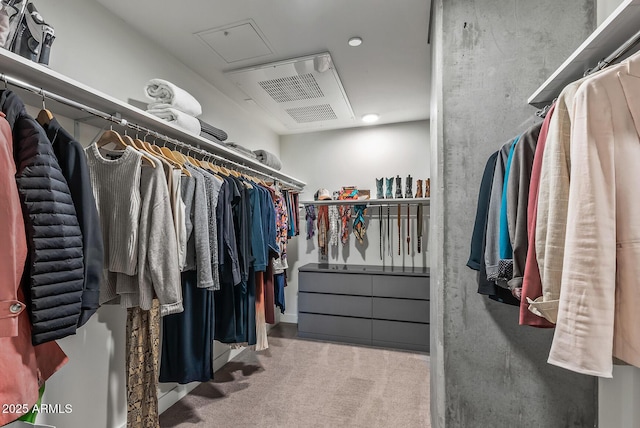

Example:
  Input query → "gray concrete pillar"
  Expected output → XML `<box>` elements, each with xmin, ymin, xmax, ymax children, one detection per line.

<box><xmin>430</xmin><ymin>1</ymin><xmax>598</xmax><ymax>427</ymax></box>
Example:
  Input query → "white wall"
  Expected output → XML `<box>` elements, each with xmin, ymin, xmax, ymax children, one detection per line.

<box><xmin>11</xmin><ymin>1</ymin><xmax>283</xmax><ymax>427</ymax></box>
<box><xmin>279</xmin><ymin>120</ymin><xmax>430</xmax><ymax>323</ymax></box>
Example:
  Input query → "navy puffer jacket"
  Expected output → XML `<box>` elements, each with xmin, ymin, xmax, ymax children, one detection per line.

<box><xmin>1</xmin><ymin>90</ymin><xmax>84</xmax><ymax>345</ymax></box>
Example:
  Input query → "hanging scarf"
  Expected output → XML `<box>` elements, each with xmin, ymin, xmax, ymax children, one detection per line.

<box><xmin>353</xmin><ymin>204</ymin><xmax>368</xmax><ymax>244</ymax></box>
<box><xmin>338</xmin><ymin>187</ymin><xmax>358</xmax><ymax>245</ymax></box>
<box><xmin>305</xmin><ymin>205</ymin><xmax>316</xmax><ymax>239</ymax></box>
<box><xmin>329</xmin><ymin>205</ymin><xmax>340</xmax><ymax>247</ymax></box>
<box><xmin>317</xmin><ymin>206</ymin><xmax>329</xmax><ymax>256</ymax></box>
<box><xmin>339</xmin><ymin>205</ymin><xmax>351</xmax><ymax>245</ymax></box>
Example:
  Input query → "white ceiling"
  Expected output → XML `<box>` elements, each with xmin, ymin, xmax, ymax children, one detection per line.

<box><xmin>95</xmin><ymin>0</ymin><xmax>431</xmax><ymax>135</ymax></box>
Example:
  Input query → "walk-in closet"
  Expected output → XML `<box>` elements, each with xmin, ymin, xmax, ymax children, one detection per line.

<box><xmin>1</xmin><ymin>1</ymin><xmax>640</xmax><ymax>427</ymax></box>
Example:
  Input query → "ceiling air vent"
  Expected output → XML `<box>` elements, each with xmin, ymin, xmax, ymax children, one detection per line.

<box><xmin>225</xmin><ymin>52</ymin><xmax>354</xmax><ymax>131</ymax></box>
<box><xmin>259</xmin><ymin>74</ymin><xmax>324</xmax><ymax>103</ymax></box>
<box><xmin>286</xmin><ymin>104</ymin><xmax>338</xmax><ymax>123</ymax></box>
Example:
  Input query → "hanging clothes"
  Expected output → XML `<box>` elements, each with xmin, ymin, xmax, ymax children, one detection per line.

<box><xmin>85</xmin><ymin>144</ymin><xmax>143</xmax><ymax>304</ymax></box>
<box><xmin>519</xmin><ymin>104</ymin><xmax>556</xmax><ymax>328</ymax></box>
<box><xmin>484</xmin><ymin>137</ymin><xmax>516</xmax><ymax>286</ymax></box>
<box><xmin>274</xmin><ymin>273</ymin><xmax>286</xmax><ymax>314</ymax></box>
<box><xmin>328</xmin><ymin>205</ymin><xmax>340</xmax><ymax>248</ymax></box>
<box><xmin>42</xmin><ymin>117</ymin><xmax>104</xmax><ymax>327</ymax></box>
<box><xmin>496</xmin><ymin>135</ymin><xmax>519</xmax><ymax>281</ymax></box>
<box><xmin>306</xmin><ymin>205</ymin><xmax>317</xmax><ymax>239</ymax></box>
<box><xmin>3</xmin><ymin>90</ymin><xmax>84</xmax><ymax>345</ymax></box>
<box><xmin>317</xmin><ymin>206</ymin><xmax>329</xmax><ymax>255</ymax></box>
<box><xmin>179</xmin><ymin>174</ymin><xmax>195</xmax><ymax>272</ymax></box>
<box><xmin>116</xmin><ymin>160</ymin><xmax>183</xmax><ymax>315</ymax></box>
<box><xmin>126</xmin><ymin>300</ymin><xmax>161</xmax><ymax>428</ymax></box>
<box><xmin>249</xmin><ymin>185</ymin><xmax>268</xmax><ymax>350</ymax></box>
<box><xmin>0</xmin><ymin>109</ymin><xmax>68</xmax><ymax>426</ymax></box>
<box><xmin>198</xmin><ymin>167</ymin><xmax>223</xmax><ymax>291</ymax></box>
<box><xmin>259</xmin><ymin>185</ymin><xmax>279</xmax><ymax>325</ymax></box>
<box><xmin>183</xmin><ymin>165</ymin><xmax>215</xmax><ymax>289</ymax></box>
<box><xmin>467</xmin><ymin>151</ymin><xmax>520</xmax><ymax>306</ymax></box>
<box><xmin>273</xmin><ymin>187</ymin><xmax>289</xmax><ymax>270</ymax></box>
<box><xmin>214</xmin><ymin>176</ymin><xmax>242</xmax><ymax>344</ymax></box>
<box><xmin>548</xmin><ymin>53</ymin><xmax>640</xmax><ymax>378</ymax></box>
<box><xmin>528</xmin><ymin>78</ymin><xmax>583</xmax><ymax>323</ymax></box>
<box><xmin>506</xmin><ymin>123</ymin><xmax>541</xmax><ymax>297</ymax></box>
<box><xmin>353</xmin><ymin>205</ymin><xmax>368</xmax><ymax>244</ymax></box>
<box><xmin>339</xmin><ymin>205</ymin><xmax>351</xmax><ymax>245</ymax></box>
<box><xmin>160</xmin><ymin>271</ymin><xmax>214</xmax><ymax>384</ymax></box>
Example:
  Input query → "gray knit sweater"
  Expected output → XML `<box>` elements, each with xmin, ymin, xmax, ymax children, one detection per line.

<box><xmin>183</xmin><ymin>165</ymin><xmax>214</xmax><ymax>289</ymax></box>
<box><xmin>85</xmin><ymin>144</ymin><xmax>142</xmax><ymax>304</ymax></box>
<box><xmin>117</xmin><ymin>160</ymin><xmax>183</xmax><ymax>316</ymax></box>
<box><xmin>197</xmin><ymin>167</ymin><xmax>223</xmax><ymax>290</ymax></box>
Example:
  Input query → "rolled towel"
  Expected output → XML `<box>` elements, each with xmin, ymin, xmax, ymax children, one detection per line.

<box><xmin>225</xmin><ymin>142</ymin><xmax>258</xmax><ymax>160</ymax></box>
<box><xmin>253</xmin><ymin>149</ymin><xmax>282</xmax><ymax>171</ymax></box>
<box><xmin>144</xmin><ymin>78</ymin><xmax>202</xmax><ymax>117</ymax></box>
<box><xmin>198</xmin><ymin>119</ymin><xmax>228</xmax><ymax>141</ymax></box>
<box><xmin>147</xmin><ymin>107</ymin><xmax>202</xmax><ymax>135</ymax></box>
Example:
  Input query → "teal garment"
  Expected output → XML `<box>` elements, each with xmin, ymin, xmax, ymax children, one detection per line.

<box><xmin>499</xmin><ymin>135</ymin><xmax>520</xmax><ymax>259</ymax></box>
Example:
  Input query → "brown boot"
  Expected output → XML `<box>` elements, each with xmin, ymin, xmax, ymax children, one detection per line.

<box><xmin>415</xmin><ymin>179</ymin><xmax>423</xmax><ymax>198</ymax></box>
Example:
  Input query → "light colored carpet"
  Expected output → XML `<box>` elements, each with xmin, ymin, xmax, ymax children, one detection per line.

<box><xmin>159</xmin><ymin>323</ymin><xmax>431</xmax><ymax>428</ymax></box>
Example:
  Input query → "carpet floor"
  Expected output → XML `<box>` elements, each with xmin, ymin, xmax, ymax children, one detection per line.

<box><xmin>159</xmin><ymin>323</ymin><xmax>430</xmax><ymax>428</ymax></box>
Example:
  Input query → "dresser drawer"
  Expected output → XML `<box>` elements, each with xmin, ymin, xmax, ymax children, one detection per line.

<box><xmin>372</xmin><ymin>298</ymin><xmax>429</xmax><ymax>323</ymax></box>
<box><xmin>372</xmin><ymin>319</ymin><xmax>429</xmax><ymax>346</ymax></box>
<box><xmin>299</xmin><ymin>292</ymin><xmax>372</xmax><ymax>318</ymax></box>
<box><xmin>299</xmin><ymin>272</ymin><xmax>372</xmax><ymax>296</ymax></box>
<box><xmin>372</xmin><ymin>275</ymin><xmax>429</xmax><ymax>300</ymax></box>
<box><xmin>298</xmin><ymin>313</ymin><xmax>372</xmax><ymax>340</ymax></box>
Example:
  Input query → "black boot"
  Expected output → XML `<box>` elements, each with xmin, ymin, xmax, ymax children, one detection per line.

<box><xmin>405</xmin><ymin>175</ymin><xmax>413</xmax><ymax>198</ymax></box>
<box><xmin>395</xmin><ymin>175</ymin><xmax>403</xmax><ymax>199</ymax></box>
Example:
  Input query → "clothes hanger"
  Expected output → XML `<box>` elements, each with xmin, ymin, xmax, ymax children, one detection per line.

<box><xmin>127</xmin><ymin>132</ymin><xmax>157</xmax><ymax>168</ymax></box>
<box><xmin>146</xmin><ymin>135</ymin><xmax>168</xmax><ymax>159</ymax></box>
<box><xmin>202</xmin><ymin>155</ymin><xmax>224</xmax><ymax>180</ymax></box>
<box><xmin>97</xmin><ymin>128</ymin><xmax>156</xmax><ymax>167</ymax></box>
<box><xmin>96</xmin><ymin>128</ymin><xmax>127</xmax><ymax>150</ymax></box>
<box><xmin>219</xmin><ymin>165</ymin><xmax>231</xmax><ymax>176</ymax></box>
<box><xmin>171</xmin><ymin>147</ymin><xmax>188</xmax><ymax>165</ymax></box>
<box><xmin>36</xmin><ymin>89</ymin><xmax>54</xmax><ymax>126</ymax></box>
<box><xmin>157</xmin><ymin>138</ymin><xmax>192</xmax><ymax>177</ymax></box>
<box><xmin>184</xmin><ymin>147</ymin><xmax>203</xmax><ymax>168</ymax></box>
<box><xmin>208</xmin><ymin>157</ymin><xmax>224</xmax><ymax>174</ymax></box>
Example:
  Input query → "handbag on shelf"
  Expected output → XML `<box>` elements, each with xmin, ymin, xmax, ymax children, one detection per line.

<box><xmin>2</xmin><ymin>0</ymin><xmax>54</xmax><ymax>65</ymax></box>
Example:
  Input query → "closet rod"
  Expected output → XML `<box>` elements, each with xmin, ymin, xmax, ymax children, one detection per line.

<box><xmin>585</xmin><ymin>28</ymin><xmax>640</xmax><ymax>76</ymax></box>
<box><xmin>130</xmin><ymin>124</ymin><xmax>303</xmax><ymax>191</ymax></box>
<box><xmin>0</xmin><ymin>74</ymin><xmax>128</xmax><ymax>127</ymax></box>
<box><xmin>0</xmin><ymin>73</ymin><xmax>304</xmax><ymax>191</ymax></box>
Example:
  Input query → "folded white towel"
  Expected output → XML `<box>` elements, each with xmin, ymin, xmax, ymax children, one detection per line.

<box><xmin>147</xmin><ymin>108</ymin><xmax>202</xmax><ymax>135</ymax></box>
<box><xmin>144</xmin><ymin>79</ymin><xmax>202</xmax><ymax>117</ymax></box>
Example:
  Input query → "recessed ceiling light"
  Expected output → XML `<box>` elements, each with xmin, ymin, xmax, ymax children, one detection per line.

<box><xmin>348</xmin><ymin>37</ymin><xmax>363</xmax><ymax>47</ymax></box>
<box><xmin>362</xmin><ymin>113</ymin><xmax>379</xmax><ymax>123</ymax></box>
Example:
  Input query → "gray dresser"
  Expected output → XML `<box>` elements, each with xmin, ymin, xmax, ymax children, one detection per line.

<box><xmin>297</xmin><ymin>263</ymin><xmax>430</xmax><ymax>352</ymax></box>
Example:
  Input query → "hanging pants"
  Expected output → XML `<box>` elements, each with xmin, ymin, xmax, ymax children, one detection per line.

<box><xmin>126</xmin><ymin>299</ymin><xmax>160</xmax><ymax>428</ymax></box>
